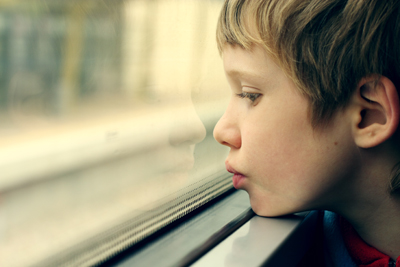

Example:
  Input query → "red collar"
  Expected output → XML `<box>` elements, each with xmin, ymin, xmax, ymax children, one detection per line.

<box><xmin>340</xmin><ymin>217</ymin><xmax>400</xmax><ymax>267</ymax></box>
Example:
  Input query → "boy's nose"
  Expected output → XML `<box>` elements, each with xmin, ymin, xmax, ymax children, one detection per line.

<box><xmin>213</xmin><ymin>110</ymin><xmax>241</xmax><ymax>149</ymax></box>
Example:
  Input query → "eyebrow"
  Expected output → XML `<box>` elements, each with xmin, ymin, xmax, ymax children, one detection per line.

<box><xmin>225</xmin><ymin>67</ymin><xmax>278</xmax><ymax>92</ymax></box>
<box><xmin>225</xmin><ymin>68</ymin><xmax>264</xmax><ymax>81</ymax></box>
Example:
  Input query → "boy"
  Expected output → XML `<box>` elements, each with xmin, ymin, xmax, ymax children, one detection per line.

<box><xmin>213</xmin><ymin>0</ymin><xmax>400</xmax><ymax>266</ymax></box>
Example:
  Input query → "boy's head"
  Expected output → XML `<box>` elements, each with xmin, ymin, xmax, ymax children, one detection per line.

<box><xmin>214</xmin><ymin>0</ymin><xmax>400</xmax><ymax>216</ymax></box>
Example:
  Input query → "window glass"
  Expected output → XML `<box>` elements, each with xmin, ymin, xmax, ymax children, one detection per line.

<box><xmin>0</xmin><ymin>0</ymin><xmax>229</xmax><ymax>265</ymax></box>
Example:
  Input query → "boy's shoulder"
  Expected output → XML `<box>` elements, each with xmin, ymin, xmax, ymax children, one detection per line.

<box><xmin>300</xmin><ymin>210</ymin><xmax>391</xmax><ymax>267</ymax></box>
<box><xmin>300</xmin><ymin>211</ymin><xmax>400</xmax><ymax>267</ymax></box>
<box><xmin>297</xmin><ymin>211</ymin><xmax>326</xmax><ymax>267</ymax></box>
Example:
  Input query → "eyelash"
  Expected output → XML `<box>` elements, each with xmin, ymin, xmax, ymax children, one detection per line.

<box><xmin>236</xmin><ymin>92</ymin><xmax>261</xmax><ymax>103</ymax></box>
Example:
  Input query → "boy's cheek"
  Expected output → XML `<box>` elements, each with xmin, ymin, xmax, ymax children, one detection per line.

<box><xmin>241</xmin><ymin>143</ymin><xmax>359</xmax><ymax>216</ymax></box>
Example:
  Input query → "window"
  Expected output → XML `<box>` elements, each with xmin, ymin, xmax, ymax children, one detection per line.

<box><xmin>0</xmin><ymin>0</ymin><xmax>230</xmax><ymax>266</ymax></box>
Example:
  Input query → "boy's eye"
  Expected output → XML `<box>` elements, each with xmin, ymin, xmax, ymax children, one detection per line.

<box><xmin>236</xmin><ymin>92</ymin><xmax>261</xmax><ymax>103</ymax></box>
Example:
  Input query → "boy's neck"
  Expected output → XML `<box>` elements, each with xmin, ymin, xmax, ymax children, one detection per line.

<box><xmin>338</xmin><ymin>145</ymin><xmax>400</xmax><ymax>260</ymax></box>
<box><xmin>343</xmin><ymin>195</ymin><xmax>400</xmax><ymax>260</ymax></box>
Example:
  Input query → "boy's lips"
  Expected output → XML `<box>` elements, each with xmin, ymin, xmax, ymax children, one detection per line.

<box><xmin>225</xmin><ymin>162</ymin><xmax>246</xmax><ymax>189</ymax></box>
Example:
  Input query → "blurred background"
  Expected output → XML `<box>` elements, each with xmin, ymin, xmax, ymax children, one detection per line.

<box><xmin>0</xmin><ymin>0</ymin><xmax>230</xmax><ymax>266</ymax></box>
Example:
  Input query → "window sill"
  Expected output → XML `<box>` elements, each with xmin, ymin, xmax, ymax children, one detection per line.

<box><xmin>106</xmin><ymin>190</ymin><xmax>318</xmax><ymax>267</ymax></box>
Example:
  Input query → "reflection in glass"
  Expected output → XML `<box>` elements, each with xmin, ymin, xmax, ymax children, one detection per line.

<box><xmin>224</xmin><ymin>217</ymin><xmax>303</xmax><ymax>267</ymax></box>
<box><xmin>0</xmin><ymin>0</ymin><xmax>229</xmax><ymax>266</ymax></box>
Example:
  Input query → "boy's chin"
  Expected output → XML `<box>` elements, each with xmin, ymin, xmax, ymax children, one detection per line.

<box><xmin>251</xmin><ymin>207</ymin><xmax>292</xmax><ymax>218</ymax></box>
<box><xmin>249</xmin><ymin>195</ymin><xmax>302</xmax><ymax>218</ymax></box>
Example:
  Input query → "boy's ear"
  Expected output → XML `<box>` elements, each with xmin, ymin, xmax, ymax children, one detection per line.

<box><xmin>352</xmin><ymin>75</ymin><xmax>400</xmax><ymax>148</ymax></box>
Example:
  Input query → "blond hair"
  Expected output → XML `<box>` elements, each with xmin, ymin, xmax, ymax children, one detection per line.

<box><xmin>217</xmin><ymin>0</ymin><xmax>400</xmax><ymax>193</ymax></box>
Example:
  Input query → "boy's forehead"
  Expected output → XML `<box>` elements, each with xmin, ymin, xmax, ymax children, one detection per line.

<box><xmin>222</xmin><ymin>44</ymin><xmax>282</xmax><ymax>82</ymax></box>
